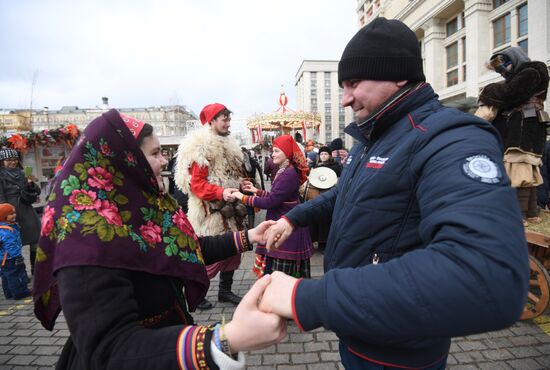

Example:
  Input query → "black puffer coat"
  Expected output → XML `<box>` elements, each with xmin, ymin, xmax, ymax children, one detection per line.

<box><xmin>0</xmin><ymin>167</ymin><xmax>41</xmax><ymax>245</ymax></box>
<box><xmin>479</xmin><ymin>60</ymin><xmax>549</xmax><ymax>155</ymax></box>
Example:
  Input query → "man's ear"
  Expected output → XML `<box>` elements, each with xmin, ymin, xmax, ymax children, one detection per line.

<box><xmin>396</xmin><ymin>80</ymin><xmax>408</xmax><ymax>87</ymax></box>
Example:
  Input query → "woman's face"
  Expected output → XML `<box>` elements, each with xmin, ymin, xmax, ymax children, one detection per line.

<box><xmin>319</xmin><ymin>152</ymin><xmax>331</xmax><ymax>162</ymax></box>
<box><xmin>272</xmin><ymin>147</ymin><xmax>287</xmax><ymax>165</ymax></box>
<box><xmin>3</xmin><ymin>158</ymin><xmax>19</xmax><ymax>169</ymax></box>
<box><xmin>140</xmin><ymin>132</ymin><xmax>168</xmax><ymax>187</ymax></box>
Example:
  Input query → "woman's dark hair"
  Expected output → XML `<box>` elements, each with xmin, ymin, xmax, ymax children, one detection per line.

<box><xmin>212</xmin><ymin>108</ymin><xmax>232</xmax><ymax>121</ymax></box>
<box><xmin>136</xmin><ymin>123</ymin><xmax>154</xmax><ymax>146</ymax></box>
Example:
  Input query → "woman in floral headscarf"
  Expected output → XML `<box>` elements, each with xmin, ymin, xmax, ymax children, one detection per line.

<box><xmin>234</xmin><ymin>135</ymin><xmax>313</xmax><ymax>278</ymax></box>
<box><xmin>33</xmin><ymin>109</ymin><xmax>285</xmax><ymax>370</ymax></box>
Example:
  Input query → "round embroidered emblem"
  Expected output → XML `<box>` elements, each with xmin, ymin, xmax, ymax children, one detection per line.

<box><xmin>462</xmin><ymin>154</ymin><xmax>501</xmax><ymax>184</ymax></box>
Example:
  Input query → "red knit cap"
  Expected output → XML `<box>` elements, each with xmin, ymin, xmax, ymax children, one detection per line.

<box><xmin>0</xmin><ymin>203</ymin><xmax>15</xmax><ymax>222</ymax></box>
<box><xmin>199</xmin><ymin>103</ymin><xmax>227</xmax><ymax>125</ymax></box>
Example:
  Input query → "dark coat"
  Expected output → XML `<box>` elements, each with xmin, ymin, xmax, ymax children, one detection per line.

<box><xmin>0</xmin><ymin>168</ymin><xmax>41</xmax><ymax>246</ymax></box>
<box><xmin>285</xmin><ymin>83</ymin><xmax>528</xmax><ymax>368</ymax></box>
<box><xmin>479</xmin><ymin>61</ymin><xmax>549</xmax><ymax>155</ymax></box>
<box><xmin>55</xmin><ymin>232</ymin><xmax>239</xmax><ymax>370</ymax></box>
<box><xmin>316</xmin><ymin>158</ymin><xmax>342</xmax><ymax>177</ymax></box>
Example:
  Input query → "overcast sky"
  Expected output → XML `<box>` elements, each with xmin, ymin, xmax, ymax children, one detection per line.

<box><xmin>0</xmin><ymin>0</ymin><xmax>358</xmax><ymax>130</ymax></box>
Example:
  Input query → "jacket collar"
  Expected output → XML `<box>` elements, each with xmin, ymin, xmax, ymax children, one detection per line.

<box><xmin>345</xmin><ymin>82</ymin><xmax>435</xmax><ymax>144</ymax></box>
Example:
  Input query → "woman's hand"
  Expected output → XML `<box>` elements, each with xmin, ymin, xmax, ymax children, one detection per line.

<box><xmin>241</xmin><ymin>180</ymin><xmax>257</xmax><ymax>194</ymax></box>
<box><xmin>223</xmin><ymin>275</ymin><xmax>287</xmax><ymax>353</ymax></box>
<box><xmin>248</xmin><ymin>220</ymin><xmax>277</xmax><ymax>244</ymax></box>
<box><xmin>233</xmin><ymin>191</ymin><xmax>244</xmax><ymax>201</ymax></box>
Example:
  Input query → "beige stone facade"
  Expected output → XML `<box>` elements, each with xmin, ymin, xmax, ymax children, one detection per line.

<box><xmin>356</xmin><ymin>0</ymin><xmax>550</xmax><ymax>109</ymax></box>
<box><xmin>0</xmin><ymin>111</ymin><xmax>31</xmax><ymax>133</ymax></box>
<box><xmin>295</xmin><ymin>60</ymin><xmax>355</xmax><ymax>149</ymax></box>
<box><xmin>26</xmin><ymin>97</ymin><xmax>197</xmax><ymax>137</ymax></box>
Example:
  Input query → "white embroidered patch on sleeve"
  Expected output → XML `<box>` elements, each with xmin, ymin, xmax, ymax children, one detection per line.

<box><xmin>461</xmin><ymin>154</ymin><xmax>502</xmax><ymax>184</ymax></box>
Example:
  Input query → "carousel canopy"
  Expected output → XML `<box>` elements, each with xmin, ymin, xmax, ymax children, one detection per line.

<box><xmin>247</xmin><ymin>91</ymin><xmax>321</xmax><ymax>131</ymax></box>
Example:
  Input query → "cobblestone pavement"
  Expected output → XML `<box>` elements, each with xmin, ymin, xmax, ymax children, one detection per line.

<box><xmin>1</xmin><ymin>239</ymin><xmax>549</xmax><ymax>369</ymax></box>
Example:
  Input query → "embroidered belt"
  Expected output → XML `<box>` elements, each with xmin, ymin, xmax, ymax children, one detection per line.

<box><xmin>139</xmin><ymin>300</ymin><xmax>178</xmax><ymax>328</ymax></box>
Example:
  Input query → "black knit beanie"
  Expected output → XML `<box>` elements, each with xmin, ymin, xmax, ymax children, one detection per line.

<box><xmin>319</xmin><ymin>146</ymin><xmax>331</xmax><ymax>155</ymax></box>
<box><xmin>338</xmin><ymin>17</ymin><xmax>425</xmax><ymax>85</ymax></box>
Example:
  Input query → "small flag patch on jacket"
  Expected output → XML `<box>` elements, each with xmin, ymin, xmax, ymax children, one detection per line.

<box><xmin>366</xmin><ymin>156</ymin><xmax>389</xmax><ymax>169</ymax></box>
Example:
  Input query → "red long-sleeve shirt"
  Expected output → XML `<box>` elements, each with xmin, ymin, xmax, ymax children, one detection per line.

<box><xmin>189</xmin><ymin>163</ymin><xmax>224</xmax><ymax>201</ymax></box>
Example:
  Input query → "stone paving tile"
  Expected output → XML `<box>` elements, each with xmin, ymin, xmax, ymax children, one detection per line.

<box><xmin>535</xmin><ymin>355</ymin><xmax>550</xmax><ymax>369</ymax></box>
<box><xmin>477</xmin><ymin>361</ymin><xmax>513</xmax><ymax>370</ymax></box>
<box><xmin>7</xmin><ymin>355</ymin><xmax>38</xmax><ymax>366</ymax></box>
<box><xmin>507</xmin><ymin>358</ymin><xmax>545</xmax><ymax>370</ymax></box>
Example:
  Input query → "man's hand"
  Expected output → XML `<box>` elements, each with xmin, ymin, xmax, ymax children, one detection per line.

<box><xmin>258</xmin><ymin>271</ymin><xmax>297</xmax><ymax>318</ymax></box>
<box><xmin>265</xmin><ymin>218</ymin><xmax>294</xmax><ymax>250</ymax></box>
<box><xmin>224</xmin><ymin>275</ymin><xmax>287</xmax><ymax>352</ymax></box>
<box><xmin>248</xmin><ymin>220</ymin><xmax>277</xmax><ymax>244</ymax></box>
<box><xmin>223</xmin><ymin>187</ymin><xmax>239</xmax><ymax>202</ymax></box>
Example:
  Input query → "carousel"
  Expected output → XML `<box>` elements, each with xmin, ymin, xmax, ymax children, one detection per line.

<box><xmin>247</xmin><ymin>90</ymin><xmax>321</xmax><ymax>144</ymax></box>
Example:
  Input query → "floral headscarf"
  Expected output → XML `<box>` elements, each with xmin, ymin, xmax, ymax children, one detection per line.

<box><xmin>34</xmin><ymin>109</ymin><xmax>208</xmax><ymax>330</ymax></box>
<box><xmin>273</xmin><ymin>135</ymin><xmax>309</xmax><ymax>184</ymax></box>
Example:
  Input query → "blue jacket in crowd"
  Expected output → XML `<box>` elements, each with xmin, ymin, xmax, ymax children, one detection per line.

<box><xmin>284</xmin><ymin>83</ymin><xmax>529</xmax><ymax>368</ymax></box>
<box><xmin>0</xmin><ymin>221</ymin><xmax>23</xmax><ymax>259</ymax></box>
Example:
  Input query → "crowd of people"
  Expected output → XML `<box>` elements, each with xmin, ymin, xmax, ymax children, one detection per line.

<box><xmin>0</xmin><ymin>16</ymin><xmax>546</xmax><ymax>370</ymax></box>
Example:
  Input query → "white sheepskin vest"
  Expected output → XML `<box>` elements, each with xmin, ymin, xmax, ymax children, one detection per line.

<box><xmin>174</xmin><ymin>127</ymin><xmax>245</xmax><ymax>236</ymax></box>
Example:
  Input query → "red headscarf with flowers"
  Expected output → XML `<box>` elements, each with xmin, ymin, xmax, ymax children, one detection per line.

<box><xmin>273</xmin><ymin>135</ymin><xmax>309</xmax><ymax>184</ymax></box>
<box><xmin>33</xmin><ymin>109</ymin><xmax>208</xmax><ymax>331</ymax></box>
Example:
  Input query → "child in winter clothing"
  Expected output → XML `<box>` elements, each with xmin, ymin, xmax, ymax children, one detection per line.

<box><xmin>0</xmin><ymin>203</ymin><xmax>31</xmax><ymax>299</ymax></box>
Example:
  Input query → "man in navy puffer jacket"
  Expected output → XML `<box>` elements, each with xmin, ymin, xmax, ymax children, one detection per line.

<box><xmin>259</xmin><ymin>18</ymin><xmax>529</xmax><ymax>369</ymax></box>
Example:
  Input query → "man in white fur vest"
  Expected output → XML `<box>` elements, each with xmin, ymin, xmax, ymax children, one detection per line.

<box><xmin>175</xmin><ymin>103</ymin><xmax>248</xmax><ymax>309</ymax></box>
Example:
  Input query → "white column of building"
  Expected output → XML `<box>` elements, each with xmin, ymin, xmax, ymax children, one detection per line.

<box><xmin>464</xmin><ymin>0</ymin><xmax>493</xmax><ymax>98</ymax></box>
<box><xmin>528</xmin><ymin>0</ymin><xmax>550</xmax><ymax>65</ymax></box>
<box><xmin>422</xmin><ymin>18</ymin><xmax>446</xmax><ymax>91</ymax></box>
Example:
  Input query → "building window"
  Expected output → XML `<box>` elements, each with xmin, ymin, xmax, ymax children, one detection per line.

<box><xmin>462</xmin><ymin>37</ymin><xmax>466</xmax><ymax>81</ymax></box>
<box><xmin>493</xmin><ymin>0</ymin><xmax>509</xmax><ymax>9</ymax></box>
<box><xmin>447</xmin><ymin>69</ymin><xmax>459</xmax><ymax>87</ymax></box>
<box><xmin>518</xmin><ymin>39</ymin><xmax>528</xmax><ymax>53</ymax></box>
<box><xmin>446</xmin><ymin>42</ymin><xmax>458</xmax><ymax>70</ymax></box>
<box><xmin>446</xmin><ymin>42</ymin><xmax>459</xmax><ymax>87</ymax></box>
<box><xmin>493</xmin><ymin>13</ymin><xmax>511</xmax><ymax>48</ymax></box>
<box><xmin>446</xmin><ymin>17</ymin><xmax>458</xmax><ymax>37</ymax></box>
<box><xmin>517</xmin><ymin>3</ymin><xmax>528</xmax><ymax>53</ymax></box>
<box><xmin>518</xmin><ymin>3</ymin><xmax>527</xmax><ymax>36</ymax></box>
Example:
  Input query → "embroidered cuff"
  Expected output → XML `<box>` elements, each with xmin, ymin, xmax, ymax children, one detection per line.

<box><xmin>256</xmin><ymin>189</ymin><xmax>267</xmax><ymax>197</ymax></box>
<box><xmin>241</xmin><ymin>195</ymin><xmax>256</xmax><ymax>207</ymax></box>
<box><xmin>177</xmin><ymin>325</ymin><xmax>216</xmax><ymax>370</ymax></box>
<box><xmin>233</xmin><ymin>230</ymin><xmax>252</xmax><ymax>254</ymax></box>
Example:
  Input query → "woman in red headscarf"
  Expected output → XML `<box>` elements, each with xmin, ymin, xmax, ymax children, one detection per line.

<box><xmin>234</xmin><ymin>135</ymin><xmax>313</xmax><ymax>278</ymax></box>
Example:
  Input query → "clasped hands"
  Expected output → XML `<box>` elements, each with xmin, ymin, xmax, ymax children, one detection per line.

<box><xmin>222</xmin><ymin>180</ymin><xmax>258</xmax><ymax>202</ymax></box>
<box><xmin>227</xmin><ymin>218</ymin><xmax>298</xmax><ymax>353</ymax></box>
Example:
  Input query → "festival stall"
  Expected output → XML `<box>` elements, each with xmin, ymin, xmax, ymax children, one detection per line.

<box><xmin>0</xmin><ymin>125</ymin><xmax>80</xmax><ymax>207</ymax></box>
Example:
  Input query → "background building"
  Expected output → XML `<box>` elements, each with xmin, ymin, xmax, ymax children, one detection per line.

<box><xmin>295</xmin><ymin>60</ymin><xmax>355</xmax><ymax>149</ymax></box>
<box><xmin>0</xmin><ymin>110</ymin><xmax>31</xmax><ymax>132</ymax></box>
<box><xmin>27</xmin><ymin>97</ymin><xmax>197</xmax><ymax>137</ymax></box>
<box><xmin>355</xmin><ymin>0</ymin><xmax>549</xmax><ymax>109</ymax></box>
